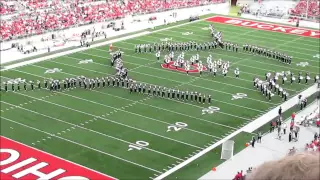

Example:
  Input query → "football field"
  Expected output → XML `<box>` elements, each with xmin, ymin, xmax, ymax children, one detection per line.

<box><xmin>1</xmin><ymin>15</ymin><xmax>319</xmax><ymax>179</ymax></box>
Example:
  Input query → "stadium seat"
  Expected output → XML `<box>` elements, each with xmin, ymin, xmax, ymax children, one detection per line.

<box><xmin>290</xmin><ymin>0</ymin><xmax>320</xmax><ymax>19</ymax></box>
<box><xmin>0</xmin><ymin>0</ymin><xmax>226</xmax><ymax>41</ymax></box>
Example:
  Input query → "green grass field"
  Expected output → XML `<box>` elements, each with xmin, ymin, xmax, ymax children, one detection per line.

<box><xmin>1</xmin><ymin>15</ymin><xmax>319</xmax><ymax>180</ymax></box>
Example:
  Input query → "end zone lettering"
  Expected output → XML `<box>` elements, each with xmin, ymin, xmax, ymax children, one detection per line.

<box><xmin>206</xmin><ymin>16</ymin><xmax>320</xmax><ymax>39</ymax></box>
<box><xmin>0</xmin><ymin>136</ymin><xmax>116</xmax><ymax>180</ymax></box>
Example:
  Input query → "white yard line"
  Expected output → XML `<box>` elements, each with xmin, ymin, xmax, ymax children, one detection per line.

<box><xmin>155</xmin><ymin>83</ymin><xmax>318</xmax><ymax>179</ymax></box>
<box><xmin>6</xmin><ymin>68</ymin><xmax>220</xmax><ymax>139</ymax></box>
<box><xmin>1</xmin><ymin>116</ymin><xmax>163</xmax><ymax>173</ymax></box>
<box><xmin>50</xmin><ymin>58</ymin><xmax>265</xmax><ymax>113</ymax></box>
<box><xmin>1</xmin><ymin>100</ymin><xmax>184</xmax><ymax>161</ymax></box>
<box><xmin>28</xmin><ymin>64</ymin><xmax>259</xmax><ymax>121</ymax></box>
<box><xmin>4</xmin><ymin>85</ymin><xmax>202</xmax><ymax>149</ymax></box>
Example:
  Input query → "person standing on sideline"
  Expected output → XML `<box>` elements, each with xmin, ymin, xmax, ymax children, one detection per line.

<box><xmin>282</xmin><ymin>123</ymin><xmax>287</xmax><ymax>134</ymax></box>
<box><xmin>270</xmin><ymin>121</ymin><xmax>274</xmax><ymax>132</ymax></box>
<box><xmin>278</xmin><ymin>106</ymin><xmax>282</xmax><ymax>116</ymax></box>
<box><xmin>291</xmin><ymin>112</ymin><xmax>296</xmax><ymax>121</ymax></box>
<box><xmin>251</xmin><ymin>136</ymin><xmax>256</xmax><ymax>147</ymax></box>
<box><xmin>257</xmin><ymin>131</ymin><xmax>262</xmax><ymax>143</ymax></box>
<box><xmin>289</xmin><ymin>132</ymin><xmax>292</xmax><ymax>142</ymax></box>
<box><xmin>290</xmin><ymin>120</ymin><xmax>294</xmax><ymax>132</ymax></box>
<box><xmin>278</xmin><ymin>126</ymin><xmax>282</xmax><ymax>140</ymax></box>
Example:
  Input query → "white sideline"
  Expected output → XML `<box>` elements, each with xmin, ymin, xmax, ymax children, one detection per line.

<box><xmin>155</xmin><ymin>84</ymin><xmax>318</xmax><ymax>179</ymax></box>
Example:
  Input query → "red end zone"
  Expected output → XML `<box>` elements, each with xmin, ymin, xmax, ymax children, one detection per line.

<box><xmin>0</xmin><ymin>136</ymin><xmax>116</xmax><ymax>180</ymax></box>
<box><xmin>206</xmin><ymin>16</ymin><xmax>320</xmax><ymax>39</ymax></box>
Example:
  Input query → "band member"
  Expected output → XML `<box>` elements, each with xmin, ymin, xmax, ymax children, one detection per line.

<box><xmin>222</xmin><ymin>68</ymin><xmax>228</xmax><ymax>77</ymax></box>
<box><xmin>234</xmin><ymin>68</ymin><xmax>240</xmax><ymax>78</ymax></box>
<box><xmin>315</xmin><ymin>75</ymin><xmax>319</xmax><ymax>83</ymax></box>
<box><xmin>109</xmin><ymin>43</ymin><xmax>113</xmax><ymax>52</ymax></box>
<box><xmin>268</xmin><ymin>90</ymin><xmax>272</xmax><ymax>101</ymax></box>
<box><xmin>156</xmin><ymin>51</ymin><xmax>160</xmax><ymax>62</ymax></box>
<box><xmin>208</xmin><ymin>63</ymin><xmax>213</xmax><ymax>73</ymax></box>
<box><xmin>278</xmin><ymin>87</ymin><xmax>283</xmax><ymax>96</ymax></box>
<box><xmin>185</xmin><ymin>63</ymin><xmax>190</xmax><ymax>75</ymax></box>
<box><xmin>174</xmin><ymin>60</ymin><xmax>179</xmax><ymax>69</ymax></box>
<box><xmin>198</xmin><ymin>63</ymin><xmax>203</xmax><ymax>77</ymax></box>
<box><xmin>305</xmin><ymin>72</ymin><xmax>310</xmax><ymax>84</ymax></box>
<box><xmin>298</xmin><ymin>72</ymin><xmax>302</xmax><ymax>84</ymax></box>
<box><xmin>217</xmin><ymin>59</ymin><xmax>222</xmax><ymax>68</ymax></box>
<box><xmin>190</xmin><ymin>56</ymin><xmax>195</xmax><ymax>65</ymax></box>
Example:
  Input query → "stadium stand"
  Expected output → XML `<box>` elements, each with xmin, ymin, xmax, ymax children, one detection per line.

<box><xmin>305</xmin><ymin>134</ymin><xmax>320</xmax><ymax>152</ymax></box>
<box><xmin>241</xmin><ymin>1</ymin><xmax>296</xmax><ymax>18</ymax></box>
<box><xmin>0</xmin><ymin>0</ymin><xmax>225</xmax><ymax>41</ymax></box>
<box><xmin>241</xmin><ymin>0</ymin><xmax>319</xmax><ymax>21</ymax></box>
<box><xmin>289</xmin><ymin>0</ymin><xmax>320</xmax><ymax>19</ymax></box>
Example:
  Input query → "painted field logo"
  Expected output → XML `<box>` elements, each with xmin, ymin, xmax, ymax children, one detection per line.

<box><xmin>44</xmin><ymin>68</ymin><xmax>62</xmax><ymax>74</ymax></box>
<box><xmin>296</xmin><ymin>62</ymin><xmax>309</xmax><ymax>67</ymax></box>
<box><xmin>202</xmin><ymin>106</ymin><xmax>220</xmax><ymax>114</ymax></box>
<box><xmin>0</xmin><ymin>136</ymin><xmax>115</xmax><ymax>180</ymax></box>
<box><xmin>78</xmin><ymin>59</ymin><xmax>93</xmax><ymax>64</ymax></box>
<box><xmin>231</xmin><ymin>93</ymin><xmax>247</xmax><ymax>100</ymax></box>
<box><xmin>313</xmin><ymin>54</ymin><xmax>320</xmax><ymax>59</ymax></box>
<box><xmin>161</xmin><ymin>61</ymin><xmax>207</xmax><ymax>73</ymax></box>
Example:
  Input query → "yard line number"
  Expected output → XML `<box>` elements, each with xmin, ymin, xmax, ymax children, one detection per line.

<box><xmin>160</xmin><ymin>37</ymin><xmax>172</xmax><ymax>42</ymax></box>
<box><xmin>78</xmin><ymin>59</ymin><xmax>93</xmax><ymax>64</ymax></box>
<box><xmin>296</xmin><ymin>62</ymin><xmax>309</xmax><ymax>67</ymax></box>
<box><xmin>202</xmin><ymin>106</ymin><xmax>220</xmax><ymax>115</ymax></box>
<box><xmin>167</xmin><ymin>122</ymin><xmax>188</xmax><ymax>132</ymax></box>
<box><xmin>128</xmin><ymin>141</ymin><xmax>149</xmax><ymax>151</ymax></box>
<box><xmin>182</xmin><ymin>32</ymin><xmax>193</xmax><ymax>35</ymax></box>
<box><xmin>231</xmin><ymin>93</ymin><xmax>247</xmax><ymax>100</ymax></box>
<box><xmin>44</xmin><ymin>68</ymin><xmax>62</xmax><ymax>74</ymax></box>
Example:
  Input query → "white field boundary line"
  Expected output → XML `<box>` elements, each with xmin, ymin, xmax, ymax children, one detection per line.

<box><xmin>1</xmin><ymin>117</ymin><xmax>162</xmax><ymax>173</ymax></box>
<box><xmin>1</xmin><ymin>16</ymin><xmax>210</xmax><ymax>71</ymax></box>
<box><xmin>0</xmin><ymin>136</ymin><xmax>119</xmax><ymax>180</ymax></box>
<box><xmin>155</xmin><ymin>83</ymin><xmax>318</xmax><ymax>179</ymax></box>
<box><xmin>1</xmin><ymin>100</ymin><xmax>184</xmax><ymax>161</ymax></box>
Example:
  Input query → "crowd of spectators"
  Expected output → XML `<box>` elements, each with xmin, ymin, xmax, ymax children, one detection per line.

<box><xmin>0</xmin><ymin>0</ymin><xmax>225</xmax><ymax>41</ymax></box>
<box><xmin>232</xmin><ymin>167</ymin><xmax>253</xmax><ymax>180</ymax></box>
<box><xmin>305</xmin><ymin>133</ymin><xmax>320</xmax><ymax>152</ymax></box>
<box><xmin>289</xmin><ymin>0</ymin><xmax>320</xmax><ymax>19</ymax></box>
